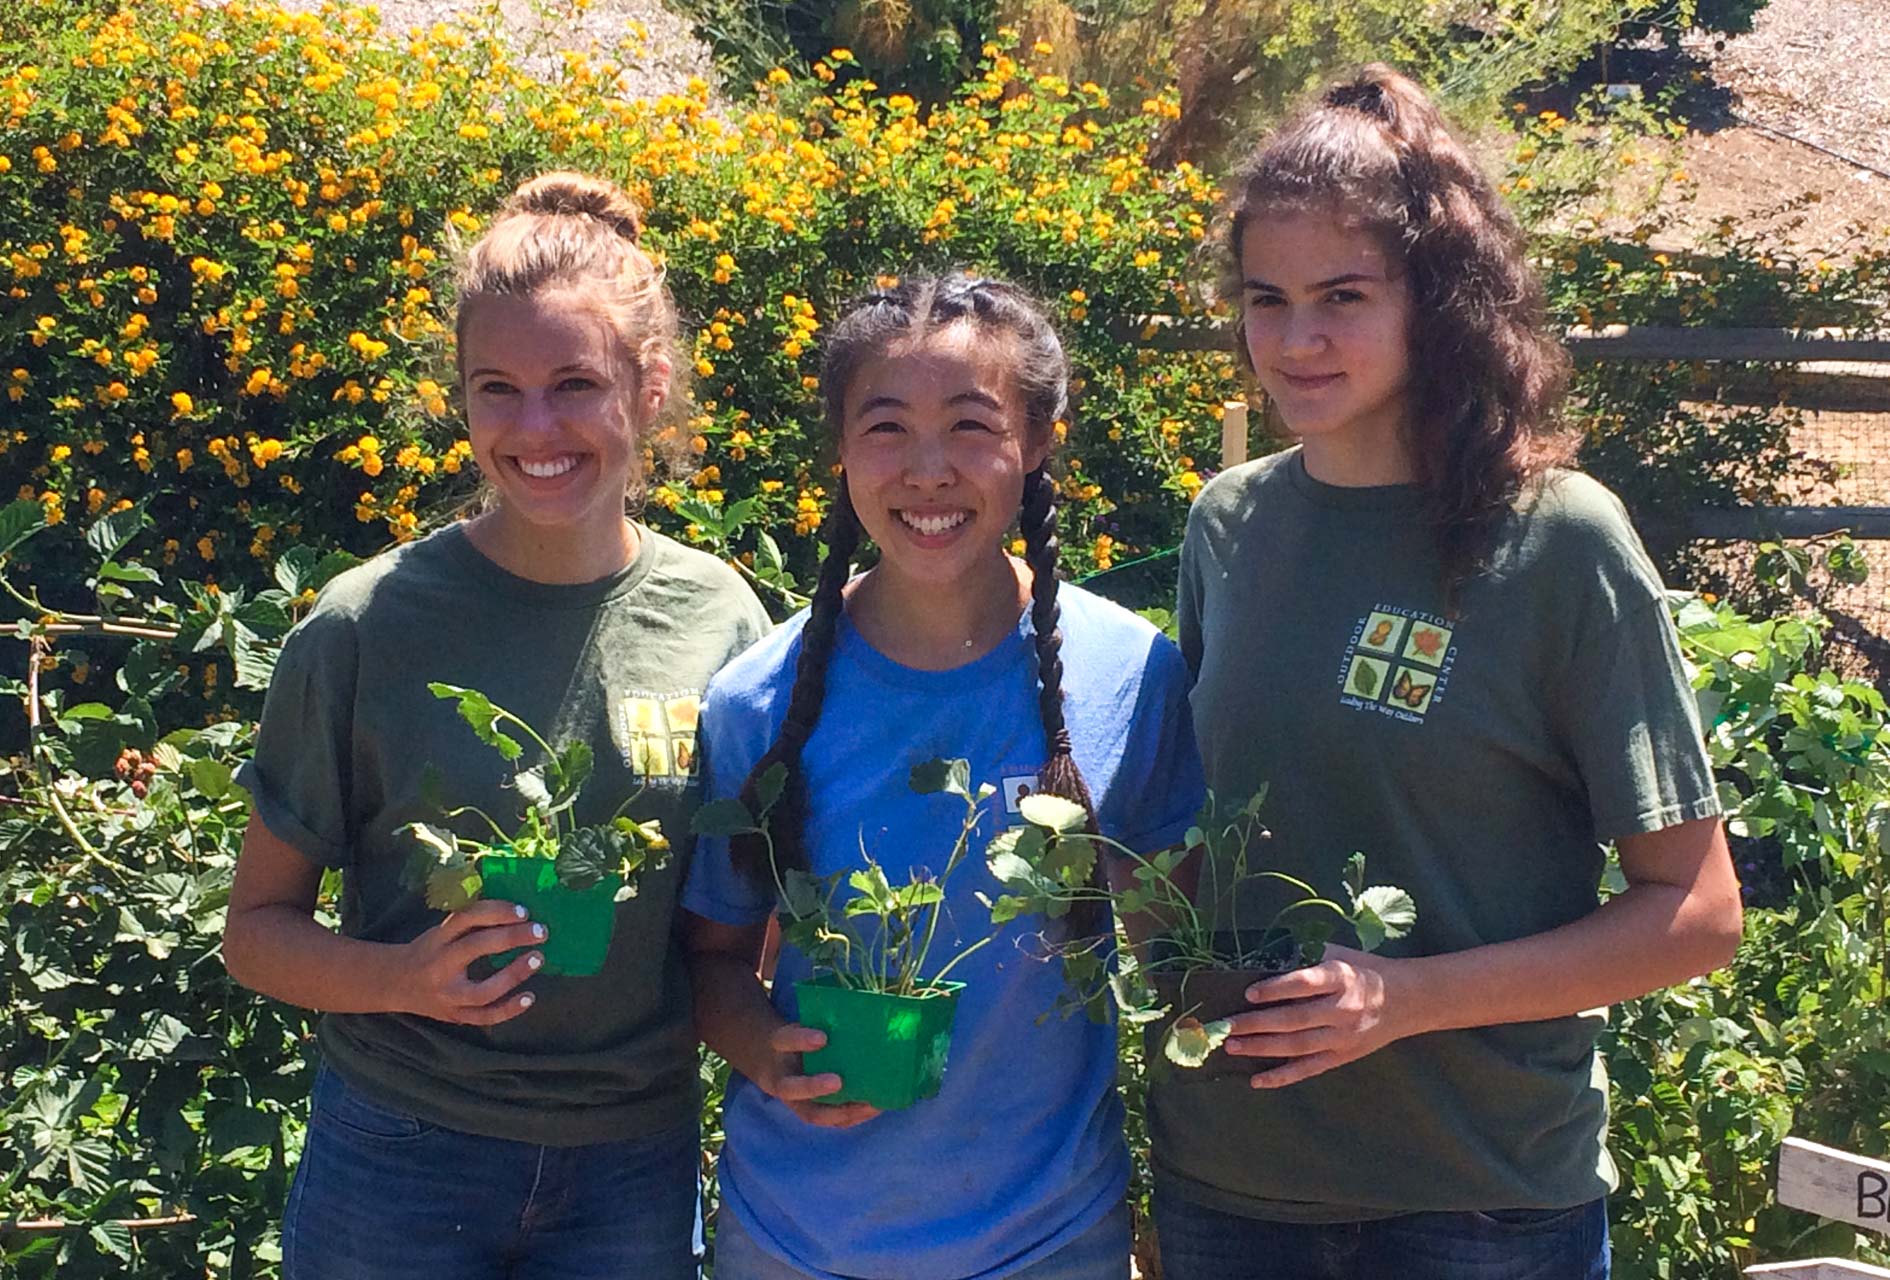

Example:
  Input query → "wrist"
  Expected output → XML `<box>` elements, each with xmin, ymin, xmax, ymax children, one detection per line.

<box><xmin>1381</xmin><ymin>954</ymin><xmax>1440</xmax><ymax>1040</ymax></box>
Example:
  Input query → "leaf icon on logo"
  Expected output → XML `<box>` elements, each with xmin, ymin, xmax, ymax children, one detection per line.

<box><xmin>1412</xmin><ymin>627</ymin><xmax>1444</xmax><ymax>658</ymax></box>
<box><xmin>1351</xmin><ymin>660</ymin><xmax>1379</xmax><ymax>696</ymax></box>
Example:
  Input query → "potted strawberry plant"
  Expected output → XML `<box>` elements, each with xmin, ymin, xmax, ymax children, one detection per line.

<box><xmin>984</xmin><ymin>788</ymin><xmax>1416</xmax><ymax>1075</ymax></box>
<box><xmin>401</xmin><ymin>682</ymin><xmax>670</xmax><ymax>977</ymax></box>
<box><xmin>691</xmin><ymin>758</ymin><xmax>1003</xmax><ymax>1111</ymax></box>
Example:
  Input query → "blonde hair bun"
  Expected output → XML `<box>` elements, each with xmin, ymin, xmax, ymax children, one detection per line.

<box><xmin>503</xmin><ymin>171</ymin><xmax>643</xmax><ymax>244</ymax></box>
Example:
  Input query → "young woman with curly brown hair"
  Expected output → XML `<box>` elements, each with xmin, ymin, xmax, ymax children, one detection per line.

<box><xmin>1149</xmin><ymin>67</ymin><xmax>1742</xmax><ymax>1280</ymax></box>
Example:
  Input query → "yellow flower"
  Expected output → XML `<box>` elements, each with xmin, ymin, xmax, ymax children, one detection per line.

<box><xmin>50</xmin><ymin>443</ymin><xmax>72</xmax><ymax>463</ymax></box>
<box><xmin>175</xmin><ymin>447</ymin><xmax>194</xmax><ymax>471</ymax></box>
<box><xmin>171</xmin><ymin>391</ymin><xmax>194</xmax><ymax>417</ymax></box>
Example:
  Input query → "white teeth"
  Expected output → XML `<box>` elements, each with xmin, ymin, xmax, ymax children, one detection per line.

<box><xmin>899</xmin><ymin>509</ymin><xmax>970</xmax><ymax>537</ymax></box>
<box><xmin>517</xmin><ymin>455</ymin><xmax>580</xmax><ymax>479</ymax></box>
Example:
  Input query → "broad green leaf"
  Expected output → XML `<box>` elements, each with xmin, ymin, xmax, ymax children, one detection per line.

<box><xmin>753</xmin><ymin>761</ymin><xmax>788</xmax><ymax>818</ymax></box>
<box><xmin>0</xmin><ymin>497</ymin><xmax>48</xmax><ymax>558</ymax></box>
<box><xmin>692</xmin><ymin>798</ymin><xmax>757</xmax><ymax>838</ymax></box>
<box><xmin>909</xmin><ymin>758</ymin><xmax>971</xmax><ymax>797</ymax></box>
<box><xmin>556</xmin><ymin>825</ymin><xmax>625</xmax><ymax>890</ymax></box>
<box><xmin>274</xmin><ymin>544</ymin><xmax>321</xmax><ymax>595</ymax></box>
<box><xmin>1353</xmin><ymin>886</ymin><xmax>1416</xmax><ymax>950</ymax></box>
<box><xmin>1163</xmin><ymin>1016</ymin><xmax>1232</xmax><ymax>1068</ymax></box>
<box><xmin>986</xmin><ymin>892</ymin><xmax>1033</xmax><ymax>924</ymax></box>
<box><xmin>232</xmin><ymin>637</ymin><xmax>280</xmax><ymax>690</ymax></box>
<box><xmin>1020</xmin><ymin>792</ymin><xmax>1088</xmax><ymax>833</ymax></box>
<box><xmin>987</xmin><ymin>848</ymin><xmax>1037</xmax><ymax>888</ymax></box>
<box><xmin>426</xmin><ymin>863</ymin><xmax>484</xmax><ymax>912</ymax></box>
<box><xmin>430</xmin><ymin>683</ymin><xmax>523</xmax><ymax>760</ymax></box>
<box><xmin>890</xmin><ymin>881</ymin><xmax>946</xmax><ymax>911</ymax></box>
<box><xmin>553</xmin><ymin>741</ymin><xmax>594</xmax><ymax>803</ymax></box>
<box><xmin>84</xmin><ymin>501</ymin><xmax>149</xmax><ymax>562</ymax></box>
<box><xmin>189</xmin><ymin>758</ymin><xmax>232</xmax><ymax>800</ymax></box>
<box><xmin>97</xmin><ymin>560</ymin><xmax>160</xmax><ymax>584</ymax></box>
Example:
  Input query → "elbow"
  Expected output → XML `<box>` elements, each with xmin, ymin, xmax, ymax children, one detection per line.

<box><xmin>221</xmin><ymin>910</ymin><xmax>260</xmax><ymax>991</ymax></box>
<box><xmin>1684</xmin><ymin>888</ymin><xmax>1744</xmax><ymax>978</ymax></box>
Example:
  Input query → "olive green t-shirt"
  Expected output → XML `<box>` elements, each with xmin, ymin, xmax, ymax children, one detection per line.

<box><xmin>236</xmin><ymin>523</ymin><xmax>769</xmax><ymax>1146</ymax></box>
<box><xmin>1152</xmin><ymin>449</ymin><xmax>1720</xmax><ymax>1220</ymax></box>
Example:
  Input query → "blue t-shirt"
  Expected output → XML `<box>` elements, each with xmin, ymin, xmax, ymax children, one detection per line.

<box><xmin>684</xmin><ymin>584</ymin><xmax>1203</xmax><ymax>1280</ymax></box>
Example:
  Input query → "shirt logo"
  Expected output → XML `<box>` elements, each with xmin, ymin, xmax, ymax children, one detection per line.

<box><xmin>617</xmin><ymin>692</ymin><xmax>702</xmax><ymax>781</ymax></box>
<box><xmin>1338</xmin><ymin>607</ymin><xmax>1455</xmax><ymax>723</ymax></box>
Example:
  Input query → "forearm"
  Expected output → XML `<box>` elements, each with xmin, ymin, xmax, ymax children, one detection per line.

<box><xmin>1397</xmin><ymin>878</ymin><xmax>1742</xmax><ymax>1036</ymax></box>
<box><xmin>690</xmin><ymin>946</ymin><xmax>791</xmax><ymax>1085</ymax></box>
<box><xmin>223</xmin><ymin>904</ymin><xmax>414</xmax><ymax>1015</ymax></box>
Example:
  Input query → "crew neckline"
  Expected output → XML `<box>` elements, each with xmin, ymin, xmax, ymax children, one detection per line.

<box><xmin>443</xmin><ymin>520</ymin><xmax>659</xmax><ymax>608</ymax></box>
<box><xmin>833</xmin><ymin>600</ymin><xmax>1036</xmax><ymax>693</ymax></box>
<box><xmin>1283</xmin><ymin>448</ymin><xmax>1426</xmax><ymax>513</ymax></box>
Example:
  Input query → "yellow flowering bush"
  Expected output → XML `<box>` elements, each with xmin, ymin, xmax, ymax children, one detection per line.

<box><xmin>0</xmin><ymin>0</ymin><xmax>1238</xmax><ymax>612</ymax></box>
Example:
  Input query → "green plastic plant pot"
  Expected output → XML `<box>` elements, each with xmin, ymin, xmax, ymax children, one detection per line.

<box><xmin>476</xmin><ymin>854</ymin><xmax>622</xmax><ymax>977</ymax></box>
<box><xmin>793</xmin><ymin>977</ymin><xmax>965</xmax><ymax>1111</ymax></box>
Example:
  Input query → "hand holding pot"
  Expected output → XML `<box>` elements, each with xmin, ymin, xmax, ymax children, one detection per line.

<box><xmin>391</xmin><ymin>899</ymin><xmax>547</xmax><ymax>1026</ymax></box>
<box><xmin>1222</xmin><ymin>944</ymin><xmax>1417</xmax><ymax>1088</ymax></box>
<box><xmin>762</xmin><ymin>1024</ymin><xmax>883</xmax><ymax>1129</ymax></box>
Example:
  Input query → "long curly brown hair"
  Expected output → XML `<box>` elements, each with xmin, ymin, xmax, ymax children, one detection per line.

<box><xmin>1224</xmin><ymin>65</ymin><xmax>1576</xmax><ymax>605</ymax></box>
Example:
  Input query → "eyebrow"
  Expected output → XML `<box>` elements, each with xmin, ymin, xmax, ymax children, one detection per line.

<box><xmin>465</xmin><ymin>363</ymin><xmax>600</xmax><ymax>380</ymax></box>
<box><xmin>855</xmin><ymin>389</ymin><xmax>1004</xmax><ymax>414</ymax></box>
<box><xmin>1245</xmin><ymin>272</ymin><xmax>1379</xmax><ymax>292</ymax></box>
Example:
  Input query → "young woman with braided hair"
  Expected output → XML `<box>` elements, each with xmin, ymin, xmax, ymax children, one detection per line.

<box><xmin>684</xmin><ymin>272</ymin><xmax>1203</xmax><ymax>1280</ymax></box>
<box><xmin>1150</xmin><ymin>66</ymin><xmax>1742</xmax><ymax>1278</ymax></box>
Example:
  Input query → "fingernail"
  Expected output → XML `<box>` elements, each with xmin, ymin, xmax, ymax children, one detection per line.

<box><xmin>520</xmin><ymin>993</ymin><xmax>535</xmax><ymax>1008</ymax></box>
<box><xmin>527</xmin><ymin>952</ymin><xmax>542</xmax><ymax>970</ymax></box>
<box><xmin>531</xmin><ymin>923</ymin><xmax>546</xmax><ymax>940</ymax></box>
<box><xmin>514</xmin><ymin>904</ymin><xmax>527</xmax><ymax>919</ymax></box>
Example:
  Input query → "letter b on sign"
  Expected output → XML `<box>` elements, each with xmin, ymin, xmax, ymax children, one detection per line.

<box><xmin>1862</xmin><ymin>1170</ymin><xmax>1889</xmax><ymax>1223</ymax></box>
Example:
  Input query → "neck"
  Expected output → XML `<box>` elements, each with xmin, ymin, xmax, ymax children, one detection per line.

<box><xmin>1298</xmin><ymin>412</ymin><xmax>1419</xmax><ymax>488</ymax></box>
<box><xmin>847</xmin><ymin>551</ymin><xmax>1027</xmax><ymax>672</ymax></box>
<box><xmin>464</xmin><ymin>507</ymin><xmax>640</xmax><ymax>584</ymax></box>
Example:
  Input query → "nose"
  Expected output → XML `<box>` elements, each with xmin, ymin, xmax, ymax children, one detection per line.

<box><xmin>516</xmin><ymin>389</ymin><xmax>557</xmax><ymax>434</ymax></box>
<box><xmin>902</xmin><ymin>431</ymin><xmax>956</xmax><ymax>489</ymax></box>
<box><xmin>1280</xmin><ymin>305</ymin><xmax>1327</xmax><ymax>361</ymax></box>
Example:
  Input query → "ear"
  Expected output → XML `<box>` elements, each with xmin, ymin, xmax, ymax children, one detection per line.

<box><xmin>1023</xmin><ymin>432</ymin><xmax>1054</xmax><ymax>475</ymax></box>
<box><xmin>637</xmin><ymin>352</ymin><xmax>672</xmax><ymax>425</ymax></box>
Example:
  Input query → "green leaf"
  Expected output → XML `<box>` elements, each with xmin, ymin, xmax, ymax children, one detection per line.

<box><xmin>1163</xmin><ymin>1016</ymin><xmax>1232</xmax><ymax>1068</ymax></box>
<box><xmin>97</xmin><ymin>560</ymin><xmax>160</xmax><ymax>584</ymax></box>
<box><xmin>84</xmin><ymin>501</ymin><xmax>150</xmax><ymax>562</ymax></box>
<box><xmin>0</xmin><ymin>497</ymin><xmax>48</xmax><ymax>558</ymax></box>
<box><xmin>426</xmin><ymin>863</ymin><xmax>484</xmax><ymax>912</ymax></box>
<box><xmin>909</xmin><ymin>758</ymin><xmax>971</xmax><ymax>797</ymax></box>
<box><xmin>1353</xmin><ymin>886</ymin><xmax>1416</xmax><ymax>950</ymax></box>
<box><xmin>752</xmin><ymin>761</ymin><xmax>787</xmax><ymax>817</ymax></box>
<box><xmin>188</xmin><ymin>758</ymin><xmax>232</xmax><ymax>800</ymax></box>
<box><xmin>1020</xmin><ymin>792</ymin><xmax>1088</xmax><ymax>833</ymax></box>
<box><xmin>556</xmin><ymin>825</ymin><xmax>626</xmax><ymax>890</ymax></box>
<box><xmin>274</xmin><ymin>544</ymin><xmax>321</xmax><ymax>595</ymax></box>
<box><xmin>692</xmin><ymin>798</ymin><xmax>758</xmax><ymax>837</ymax></box>
<box><xmin>232</xmin><ymin>637</ymin><xmax>280</xmax><ymax>690</ymax></box>
<box><xmin>985</xmin><ymin>892</ymin><xmax>1033</xmax><ymax>924</ymax></box>
<box><xmin>554</xmin><ymin>741</ymin><xmax>594</xmax><ymax>801</ymax></box>
<box><xmin>429</xmin><ymin>683</ymin><xmax>523</xmax><ymax>760</ymax></box>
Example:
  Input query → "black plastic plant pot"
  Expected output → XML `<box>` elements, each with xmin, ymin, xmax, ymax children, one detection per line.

<box><xmin>1145</xmin><ymin>931</ymin><xmax>1310</xmax><ymax>1079</ymax></box>
<box><xmin>793</xmin><ymin>977</ymin><xmax>965</xmax><ymax>1111</ymax></box>
<box><xmin>478</xmin><ymin>855</ymin><xmax>622</xmax><ymax>977</ymax></box>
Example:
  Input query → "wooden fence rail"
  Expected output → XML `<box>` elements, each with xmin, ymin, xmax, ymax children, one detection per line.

<box><xmin>1192</xmin><ymin>323</ymin><xmax>1890</xmax><ymax>539</ymax></box>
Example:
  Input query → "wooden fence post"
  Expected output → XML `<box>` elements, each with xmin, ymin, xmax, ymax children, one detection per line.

<box><xmin>1220</xmin><ymin>400</ymin><xmax>1249</xmax><ymax>471</ymax></box>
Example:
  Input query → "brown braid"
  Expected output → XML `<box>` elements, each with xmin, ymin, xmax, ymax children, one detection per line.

<box><xmin>1020</xmin><ymin>463</ymin><xmax>1107</xmax><ymax>940</ymax></box>
<box><xmin>730</xmin><ymin>483</ymin><xmax>862</xmax><ymax>887</ymax></box>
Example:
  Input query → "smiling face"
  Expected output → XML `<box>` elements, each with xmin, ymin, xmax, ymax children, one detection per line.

<box><xmin>459</xmin><ymin>289</ymin><xmax>669</xmax><ymax>572</ymax></box>
<box><xmin>838</xmin><ymin>322</ymin><xmax>1048</xmax><ymax>593</ymax></box>
<box><xmin>1239</xmin><ymin>210</ymin><xmax>1415</xmax><ymax>461</ymax></box>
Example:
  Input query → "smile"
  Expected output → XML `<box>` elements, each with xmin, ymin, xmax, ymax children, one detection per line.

<box><xmin>514</xmin><ymin>455</ymin><xmax>583</xmax><ymax>479</ymax></box>
<box><xmin>897</xmin><ymin>509</ymin><xmax>971</xmax><ymax>537</ymax></box>
<box><xmin>1278</xmin><ymin>371</ymin><xmax>1344</xmax><ymax>391</ymax></box>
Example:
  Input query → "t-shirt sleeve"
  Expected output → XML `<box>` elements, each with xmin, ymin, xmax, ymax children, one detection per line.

<box><xmin>1102</xmin><ymin>636</ymin><xmax>1207</xmax><ymax>855</ymax></box>
<box><xmin>679</xmin><ymin>677</ymin><xmax>776</xmax><ymax>926</ymax></box>
<box><xmin>1554</xmin><ymin>594</ymin><xmax>1722</xmax><ymax>841</ymax></box>
<box><xmin>232</xmin><ymin>609</ymin><xmax>359</xmax><ymax>868</ymax></box>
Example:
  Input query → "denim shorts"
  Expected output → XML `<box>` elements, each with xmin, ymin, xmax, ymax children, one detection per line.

<box><xmin>1152</xmin><ymin>1180</ymin><xmax>1608</xmax><ymax>1280</ymax></box>
<box><xmin>711</xmin><ymin>1196</ymin><xmax>1131</xmax><ymax>1280</ymax></box>
<box><xmin>282</xmin><ymin>1066</ymin><xmax>702</xmax><ymax>1280</ymax></box>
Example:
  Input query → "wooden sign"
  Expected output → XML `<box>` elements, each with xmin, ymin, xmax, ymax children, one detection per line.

<box><xmin>1747</xmin><ymin>1262</ymin><xmax>1890</xmax><ymax>1279</ymax></box>
<box><xmin>1779</xmin><ymin>1138</ymin><xmax>1890</xmax><ymax>1237</ymax></box>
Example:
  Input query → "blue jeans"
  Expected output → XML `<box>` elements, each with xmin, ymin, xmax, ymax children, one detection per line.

<box><xmin>711</xmin><ymin>1197</ymin><xmax>1131</xmax><ymax>1279</ymax></box>
<box><xmin>1153</xmin><ymin>1182</ymin><xmax>1608</xmax><ymax>1280</ymax></box>
<box><xmin>283</xmin><ymin>1066</ymin><xmax>703</xmax><ymax>1280</ymax></box>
